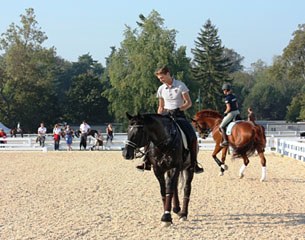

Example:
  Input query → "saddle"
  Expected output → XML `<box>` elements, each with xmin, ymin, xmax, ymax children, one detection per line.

<box><xmin>225</xmin><ymin>114</ymin><xmax>242</xmax><ymax>135</ymax></box>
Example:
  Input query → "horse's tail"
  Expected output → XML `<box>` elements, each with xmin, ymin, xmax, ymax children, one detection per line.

<box><xmin>233</xmin><ymin>128</ymin><xmax>256</xmax><ymax>158</ymax></box>
<box><xmin>253</xmin><ymin>124</ymin><xmax>266</xmax><ymax>152</ymax></box>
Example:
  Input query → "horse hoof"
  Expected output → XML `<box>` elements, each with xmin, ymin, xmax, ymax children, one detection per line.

<box><xmin>179</xmin><ymin>216</ymin><xmax>187</xmax><ymax>222</ymax></box>
<box><xmin>239</xmin><ymin>174</ymin><xmax>244</xmax><ymax>179</ymax></box>
<box><xmin>221</xmin><ymin>164</ymin><xmax>228</xmax><ymax>170</ymax></box>
<box><xmin>260</xmin><ymin>178</ymin><xmax>266</xmax><ymax>182</ymax></box>
<box><xmin>219</xmin><ymin>172</ymin><xmax>224</xmax><ymax>176</ymax></box>
<box><xmin>173</xmin><ymin>206</ymin><xmax>181</xmax><ymax>214</ymax></box>
<box><xmin>161</xmin><ymin>221</ymin><xmax>172</xmax><ymax>227</ymax></box>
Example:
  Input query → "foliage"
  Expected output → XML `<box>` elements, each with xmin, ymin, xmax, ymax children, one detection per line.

<box><xmin>191</xmin><ymin>19</ymin><xmax>239</xmax><ymax>112</ymax></box>
<box><xmin>0</xmin><ymin>8</ymin><xmax>59</xmax><ymax>131</ymax></box>
<box><xmin>103</xmin><ymin>10</ymin><xmax>192</xmax><ymax>123</ymax></box>
<box><xmin>64</xmin><ymin>73</ymin><xmax>107</xmax><ymax>124</ymax></box>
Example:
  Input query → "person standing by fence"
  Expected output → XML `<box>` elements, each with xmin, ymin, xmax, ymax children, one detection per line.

<box><xmin>0</xmin><ymin>128</ymin><xmax>7</xmax><ymax>146</ymax></box>
<box><xmin>53</xmin><ymin>124</ymin><xmax>62</xmax><ymax>151</ymax></box>
<box><xmin>37</xmin><ymin>123</ymin><xmax>47</xmax><ymax>147</ymax></box>
<box><xmin>64</xmin><ymin>125</ymin><xmax>74</xmax><ymax>151</ymax></box>
<box><xmin>247</xmin><ymin>107</ymin><xmax>256</xmax><ymax>123</ymax></box>
<box><xmin>106</xmin><ymin>124</ymin><xmax>113</xmax><ymax>148</ymax></box>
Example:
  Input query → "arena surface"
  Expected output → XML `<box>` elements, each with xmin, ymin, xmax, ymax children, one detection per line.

<box><xmin>1</xmin><ymin>151</ymin><xmax>305</xmax><ymax>239</ymax></box>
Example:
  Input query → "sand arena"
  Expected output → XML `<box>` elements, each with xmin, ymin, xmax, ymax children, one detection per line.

<box><xmin>1</xmin><ymin>151</ymin><xmax>305</xmax><ymax>239</ymax></box>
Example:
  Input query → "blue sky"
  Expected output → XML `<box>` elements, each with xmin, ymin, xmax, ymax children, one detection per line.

<box><xmin>1</xmin><ymin>0</ymin><xmax>304</xmax><ymax>68</ymax></box>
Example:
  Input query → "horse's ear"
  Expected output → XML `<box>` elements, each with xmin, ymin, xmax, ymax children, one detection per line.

<box><xmin>126</xmin><ymin>112</ymin><xmax>133</xmax><ymax>120</ymax></box>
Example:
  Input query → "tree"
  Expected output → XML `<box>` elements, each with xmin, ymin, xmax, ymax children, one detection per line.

<box><xmin>0</xmin><ymin>8</ymin><xmax>59</xmax><ymax>131</ymax></box>
<box><xmin>191</xmin><ymin>19</ymin><xmax>235</xmax><ymax>111</ymax></box>
<box><xmin>64</xmin><ymin>73</ymin><xmax>106</xmax><ymax>124</ymax></box>
<box><xmin>103</xmin><ymin>10</ymin><xmax>191</xmax><ymax>123</ymax></box>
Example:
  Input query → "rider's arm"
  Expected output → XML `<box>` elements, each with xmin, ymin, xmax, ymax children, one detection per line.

<box><xmin>224</xmin><ymin>103</ymin><xmax>231</xmax><ymax>114</ymax></box>
<box><xmin>180</xmin><ymin>92</ymin><xmax>192</xmax><ymax>111</ymax></box>
<box><xmin>157</xmin><ymin>98</ymin><xmax>165</xmax><ymax>114</ymax></box>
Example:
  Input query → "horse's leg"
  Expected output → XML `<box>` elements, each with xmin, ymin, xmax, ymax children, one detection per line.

<box><xmin>179</xmin><ymin>169</ymin><xmax>194</xmax><ymax>221</ymax></box>
<box><xmin>155</xmin><ymin>170</ymin><xmax>172</xmax><ymax>226</ymax></box>
<box><xmin>239</xmin><ymin>155</ymin><xmax>249</xmax><ymax>179</ymax></box>
<box><xmin>212</xmin><ymin>144</ymin><xmax>228</xmax><ymax>176</ymax></box>
<box><xmin>258</xmin><ymin>151</ymin><xmax>267</xmax><ymax>182</ymax></box>
<box><xmin>172</xmin><ymin>187</ymin><xmax>181</xmax><ymax>215</ymax></box>
<box><xmin>161</xmin><ymin>170</ymin><xmax>180</xmax><ymax>227</ymax></box>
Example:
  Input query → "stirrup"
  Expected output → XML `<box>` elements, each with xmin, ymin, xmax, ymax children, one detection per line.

<box><xmin>220</xmin><ymin>141</ymin><xmax>229</xmax><ymax>147</ymax></box>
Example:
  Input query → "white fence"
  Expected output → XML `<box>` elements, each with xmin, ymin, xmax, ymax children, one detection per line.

<box><xmin>0</xmin><ymin>134</ymin><xmax>126</xmax><ymax>151</ymax></box>
<box><xmin>267</xmin><ymin>137</ymin><xmax>305</xmax><ymax>161</ymax></box>
<box><xmin>1</xmin><ymin>133</ymin><xmax>305</xmax><ymax>162</ymax></box>
<box><xmin>0</xmin><ymin>137</ymin><xmax>42</xmax><ymax>151</ymax></box>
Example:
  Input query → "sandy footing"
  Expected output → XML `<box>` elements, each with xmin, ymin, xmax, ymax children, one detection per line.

<box><xmin>0</xmin><ymin>151</ymin><xmax>305</xmax><ymax>239</ymax></box>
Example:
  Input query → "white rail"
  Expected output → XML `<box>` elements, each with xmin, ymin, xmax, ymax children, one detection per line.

<box><xmin>1</xmin><ymin>134</ymin><xmax>305</xmax><ymax>163</ymax></box>
<box><xmin>270</xmin><ymin>138</ymin><xmax>305</xmax><ymax>161</ymax></box>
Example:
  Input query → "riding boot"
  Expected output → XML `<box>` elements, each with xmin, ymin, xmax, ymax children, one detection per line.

<box><xmin>219</xmin><ymin>127</ymin><xmax>229</xmax><ymax>147</ymax></box>
<box><xmin>136</xmin><ymin>156</ymin><xmax>151</xmax><ymax>171</ymax></box>
<box><xmin>190</xmin><ymin>140</ymin><xmax>204</xmax><ymax>174</ymax></box>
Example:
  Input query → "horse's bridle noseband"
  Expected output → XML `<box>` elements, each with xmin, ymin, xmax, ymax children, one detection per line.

<box><xmin>193</xmin><ymin>120</ymin><xmax>211</xmax><ymax>138</ymax></box>
<box><xmin>125</xmin><ymin>125</ymin><xmax>147</xmax><ymax>158</ymax></box>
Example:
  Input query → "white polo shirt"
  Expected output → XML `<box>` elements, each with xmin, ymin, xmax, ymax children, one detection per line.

<box><xmin>157</xmin><ymin>79</ymin><xmax>189</xmax><ymax>110</ymax></box>
<box><xmin>80</xmin><ymin>123</ymin><xmax>90</xmax><ymax>133</ymax></box>
<box><xmin>38</xmin><ymin>127</ymin><xmax>47</xmax><ymax>136</ymax></box>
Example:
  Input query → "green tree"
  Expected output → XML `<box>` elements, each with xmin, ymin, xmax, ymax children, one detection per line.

<box><xmin>0</xmin><ymin>8</ymin><xmax>58</xmax><ymax>131</ymax></box>
<box><xmin>191</xmin><ymin>19</ymin><xmax>235</xmax><ymax>111</ymax></box>
<box><xmin>103</xmin><ymin>11</ymin><xmax>191</xmax><ymax>123</ymax></box>
<box><xmin>64</xmin><ymin>73</ymin><xmax>106</xmax><ymax>124</ymax></box>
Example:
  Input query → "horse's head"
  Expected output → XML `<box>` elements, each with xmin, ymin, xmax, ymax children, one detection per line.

<box><xmin>122</xmin><ymin>112</ymin><xmax>148</xmax><ymax>160</ymax></box>
<box><xmin>192</xmin><ymin>109</ymin><xmax>222</xmax><ymax>139</ymax></box>
<box><xmin>191</xmin><ymin>118</ymin><xmax>210</xmax><ymax>139</ymax></box>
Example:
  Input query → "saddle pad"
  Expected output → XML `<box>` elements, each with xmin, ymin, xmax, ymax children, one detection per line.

<box><xmin>226</xmin><ymin>122</ymin><xmax>237</xmax><ymax>135</ymax></box>
<box><xmin>175</xmin><ymin>124</ymin><xmax>188</xmax><ymax>150</ymax></box>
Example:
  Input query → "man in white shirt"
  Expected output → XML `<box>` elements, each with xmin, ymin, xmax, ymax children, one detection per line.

<box><xmin>37</xmin><ymin>122</ymin><xmax>47</xmax><ymax>147</ymax></box>
<box><xmin>80</xmin><ymin>120</ymin><xmax>91</xmax><ymax>134</ymax></box>
<box><xmin>137</xmin><ymin>66</ymin><xmax>203</xmax><ymax>174</ymax></box>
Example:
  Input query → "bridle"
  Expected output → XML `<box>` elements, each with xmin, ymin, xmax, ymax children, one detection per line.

<box><xmin>125</xmin><ymin>123</ymin><xmax>177</xmax><ymax>158</ymax></box>
<box><xmin>193</xmin><ymin>119</ymin><xmax>211</xmax><ymax>139</ymax></box>
<box><xmin>125</xmin><ymin>124</ymin><xmax>147</xmax><ymax>158</ymax></box>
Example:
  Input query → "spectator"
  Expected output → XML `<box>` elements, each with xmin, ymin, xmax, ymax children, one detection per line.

<box><xmin>64</xmin><ymin>125</ymin><xmax>74</xmax><ymax>151</ymax></box>
<box><xmin>80</xmin><ymin>120</ymin><xmax>91</xmax><ymax>135</ymax></box>
<box><xmin>53</xmin><ymin>124</ymin><xmax>62</xmax><ymax>151</ymax></box>
<box><xmin>79</xmin><ymin>120</ymin><xmax>91</xmax><ymax>150</ymax></box>
<box><xmin>247</xmin><ymin>107</ymin><xmax>256</xmax><ymax>123</ymax></box>
<box><xmin>106</xmin><ymin>124</ymin><xmax>113</xmax><ymax>146</ymax></box>
<box><xmin>37</xmin><ymin>123</ymin><xmax>47</xmax><ymax>147</ymax></box>
<box><xmin>0</xmin><ymin>128</ymin><xmax>7</xmax><ymax>145</ymax></box>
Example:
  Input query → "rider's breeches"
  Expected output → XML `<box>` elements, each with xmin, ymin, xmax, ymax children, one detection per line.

<box><xmin>176</xmin><ymin>119</ymin><xmax>198</xmax><ymax>165</ymax></box>
<box><xmin>219</xmin><ymin>110</ymin><xmax>240</xmax><ymax>128</ymax></box>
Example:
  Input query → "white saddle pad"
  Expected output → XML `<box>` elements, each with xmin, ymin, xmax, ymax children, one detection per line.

<box><xmin>226</xmin><ymin>122</ymin><xmax>237</xmax><ymax>135</ymax></box>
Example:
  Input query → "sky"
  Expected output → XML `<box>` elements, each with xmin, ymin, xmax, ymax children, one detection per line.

<box><xmin>1</xmin><ymin>0</ymin><xmax>305</xmax><ymax>68</ymax></box>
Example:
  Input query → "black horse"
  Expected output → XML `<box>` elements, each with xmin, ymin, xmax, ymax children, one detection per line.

<box><xmin>75</xmin><ymin>129</ymin><xmax>100</xmax><ymax>150</ymax></box>
<box><xmin>122</xmin><ymin>113</ymin><xmax>194</xmax><ymax>226</ymax></box>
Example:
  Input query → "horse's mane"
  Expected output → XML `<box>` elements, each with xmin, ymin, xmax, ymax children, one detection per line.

<box><xmin>196</xmin><ymin>109</ymin><xmax>223</xmax><ymax>119</ymax></box>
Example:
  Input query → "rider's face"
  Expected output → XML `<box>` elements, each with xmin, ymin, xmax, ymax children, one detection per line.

<box><xmin>156</xmin><ymin>72</ymin><xmax>172</xmax><ymax>85</ymax></box>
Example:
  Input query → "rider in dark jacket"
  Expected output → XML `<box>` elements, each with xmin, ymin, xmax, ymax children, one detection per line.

<box><xmin>219</xmin><ymin>83</ymin><xmax>240</xmax><ymax>147</ymax></box>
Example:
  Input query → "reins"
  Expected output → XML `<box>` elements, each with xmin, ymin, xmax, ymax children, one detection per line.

<box><xmin>125</xmin><ymin>121</ymin><xmax>179</xmax><ymax>159</ymax></box>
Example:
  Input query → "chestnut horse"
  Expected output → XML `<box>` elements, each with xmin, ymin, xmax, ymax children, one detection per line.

<box><xmin>192</xmin><ymin>109</ymin><xmax>267</xmax><ymax>181</ymax></box>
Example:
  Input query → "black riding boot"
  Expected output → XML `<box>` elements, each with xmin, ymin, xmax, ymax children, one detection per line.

<box><xmin>219</xmin><ymin>127</ymin><xmax>229</xmax><ymax>147</ymax></box>
<box><xmin>136</xmin><ymin>156</ymin><xmax>151</xmax><ymax>171</ymax></box>
<box><xmin>191</xmin><ymin>140</ymin><xmax>204</xmax><ymax>174</ymax></box>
